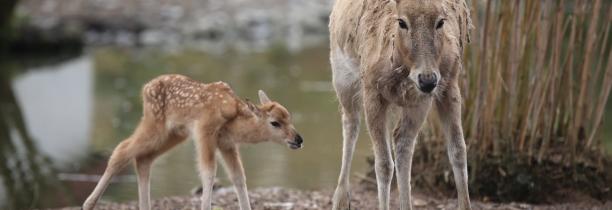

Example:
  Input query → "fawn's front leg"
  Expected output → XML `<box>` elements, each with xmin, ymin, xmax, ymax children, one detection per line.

<box><xmin>135</xmin><ymin>156</ymin><xmax>154</xmax><ymax>210</ymax></box>
<box><xmin>436</xmin><ymin>83</ymin><xmax>472</xmax><ymax>210</ymax></box>
<box><xmin>195</xmin><ymin>127</ymin><xmax>219</xmax><ymax>210</ymax></box>
<box><xmin>393</xmin><ymin>100</ymin><xmax>432</xmax><ymax>210</ymax></box>
<box><xmin>220</xmin><ymin>145</ymin><xmax>251</xmax><ymax>210</ymax></box>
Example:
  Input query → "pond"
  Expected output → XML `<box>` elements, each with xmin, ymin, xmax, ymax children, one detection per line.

<box><xmin>1</xmin><ymin>45</ymin><xmax>611</xmax><ymax>208</ymax></box>
<box><xmin>1</xmin><ymin>45</ymin><xmax>376</xmax><ymax>208</ymax></box>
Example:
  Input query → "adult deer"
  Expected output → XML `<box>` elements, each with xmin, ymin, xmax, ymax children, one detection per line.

<box><xmin>329</xmin><ymin>0</ymin><xmax>472</xmax><ymax>209</ymax></box>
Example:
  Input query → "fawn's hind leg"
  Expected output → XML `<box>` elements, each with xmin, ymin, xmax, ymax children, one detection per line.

<box><xmin>82</xmin><ymin>120</ymin><xmax>164</xmax><ymax>210</ymax></box>
<box><xmin>135</xmin><ymin>128</ymin><xmax>189</xmax><ymax>210</ymax></box>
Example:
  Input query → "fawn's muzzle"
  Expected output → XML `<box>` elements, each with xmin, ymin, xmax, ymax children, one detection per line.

<box><xmin>417</xmin><ymin>73</ymin><xmax>438</xmax><ymax>93</ymax></box>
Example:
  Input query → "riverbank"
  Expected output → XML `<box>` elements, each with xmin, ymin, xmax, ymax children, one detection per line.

<box><xmin>15</xmin><ymin>0</ymin><xmax>331</xmax><ymax>52</ymax></box>
<box><xmin>54</xmin><ymin>185</ymin><xmax>612</xmax><ymax>210</ymax></box>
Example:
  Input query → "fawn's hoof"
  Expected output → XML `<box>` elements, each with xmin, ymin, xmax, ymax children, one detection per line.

<box><xmin>332</xmin><ymin>187</ymin><xmax>351</xmax><ymax>210</ymax></box>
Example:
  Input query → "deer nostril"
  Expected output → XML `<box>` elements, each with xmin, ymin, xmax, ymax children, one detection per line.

<box><xmin>418</xmin><ymin>73</ymin><xmax>437</xmax><ymax>83</ymax></box>
<box><xmin>295</xmin><ymin>134</ymin><xmax>303</xmax><ymax>144</ymax></box>
<box><xmin>417</xmin><ymin>73</ymin><xmax>438</xmax><ymax>93</ymax></box>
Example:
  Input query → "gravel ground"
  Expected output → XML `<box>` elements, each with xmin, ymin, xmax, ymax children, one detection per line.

<box><xmin>55</xmin><ymin>186</ymin><xmax>612</xmax><ymax>210</ymax></box>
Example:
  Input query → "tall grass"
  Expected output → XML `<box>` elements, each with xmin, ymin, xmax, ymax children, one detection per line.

<box><xmin>422</xmin><ymin>0</ymin><xmax>611</xmax><ymax>170</ymax></box>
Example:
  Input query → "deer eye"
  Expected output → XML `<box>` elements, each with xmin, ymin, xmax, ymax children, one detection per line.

<box><xmin>398</xmin><ymin>19</ymin><xmax>408</xmax><ymax>29</ymax></box>
<box><xmin>436</xmin><ymin>19</ymin><xmax>445</xmax><ymax>29</ymax></box>
<box><xmin>270</xmin><ymin>121</ymin><xmax>281</xmax><ymax>128</ymax></box>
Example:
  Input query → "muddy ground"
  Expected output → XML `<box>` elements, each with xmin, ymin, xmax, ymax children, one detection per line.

<box><xmin>55</xmin><ymin>185</ymin><xmax>611</xmax><ymax>210</ymax></box>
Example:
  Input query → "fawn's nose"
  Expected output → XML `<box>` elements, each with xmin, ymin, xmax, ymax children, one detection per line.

<box><xmin>294</xmin><ymin>134</ymin><xmax>303</xmax><ymax>144</ymax></box>
<box><xmin>417</xmin><ymin>73</ymin><xmax>438</xmax><ymax>93</ymax></box>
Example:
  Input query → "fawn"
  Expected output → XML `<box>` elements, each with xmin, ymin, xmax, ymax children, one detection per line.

<box><xmin>82</xmin><ymin>74</ymin><xmax>303</xmax><ymax>210</ymax></box>
<box><xmin>329</xmin><ymin>0</ymin><xmax>473</xmax><ymax>209</ymax></box>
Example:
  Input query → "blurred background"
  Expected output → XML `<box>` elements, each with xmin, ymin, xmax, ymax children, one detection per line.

<box><xmin>0</xmin><ymin>0</ymin><xmax>610</xmax><ymax>209</ymax></box>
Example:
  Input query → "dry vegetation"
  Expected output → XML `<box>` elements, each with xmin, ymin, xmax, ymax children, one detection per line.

<box><xmin>399</xmin><ymin>0</ymin><xmax>612</xmax><ymax>202</ymax></box>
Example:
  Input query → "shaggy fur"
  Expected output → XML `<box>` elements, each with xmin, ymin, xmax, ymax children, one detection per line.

<box><xmin>329</xmin><ymin>0</ymin><xmax>472</xmax><ymax>210</ymax></box>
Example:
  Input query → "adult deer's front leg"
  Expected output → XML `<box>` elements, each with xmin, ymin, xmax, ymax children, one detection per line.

<box><xmin>332</xmin><ymin>107</ymin><xmax>361</xmax><ymax>210</ymax></box>
<box><xmin>220</xmin><ymin>145</ymin><xmax>251</xmax><ymax>210</ymax></box>
<box><xmin>331</xmin><ymin>79</ymin><xmax>362</xmax><ymax>210</ymax></box>
<box><xmin>394</xmin><ymin>100</ymin><xmax>431</xmax><ymax>210</ymax></box>
<box><xmin>364</xmin><ymin>91</ymin><xmax>392</xmax><ymax>210</ymax></box>
<box><xmin>436</xmin><ymin>84</ymin><xmax>472</xmax><ymax>210</ymax></box>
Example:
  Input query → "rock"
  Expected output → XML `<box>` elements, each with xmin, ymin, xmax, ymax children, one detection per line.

<box><xmin>413</xmin><ymin>197</ymin><xmax>428</xmax><ymax>206</ymax></box>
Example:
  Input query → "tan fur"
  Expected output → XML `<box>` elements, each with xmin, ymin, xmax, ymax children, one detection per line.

<box><xmin>82</xmin><ymin>74</ymin><xmax>303</xmax><ymax>210</ymax></box>
<box><xmin>329</xmin><ymin>0</ymin><xmax>472</xmax><ymax>210</ymax></box>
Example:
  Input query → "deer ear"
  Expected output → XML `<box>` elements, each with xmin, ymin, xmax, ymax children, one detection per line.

<box><xmin>258</xmin><ymin>90</ymin><xmax>271</xmax><ymax>104</ymax></box>
<box><xmin>247</xmin><ymin>100</ymin><xmax>258</xmax><ymax>113</ymax></box>
<box><xmin>242</xmin><ymin>99</ymin><xmax>261</xmax><ymax>117</ymax></box>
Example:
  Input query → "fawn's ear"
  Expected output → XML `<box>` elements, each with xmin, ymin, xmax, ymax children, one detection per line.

<box><xmin>258</xmin><ymin>90</ymin><xmax>271</xmax><ymax>104</ymax></box>
<box><xmin>247</xmin><ymin>101</ymin><xmax>257</xmax><ymax>112</ymax></box>
<box><xmin>239</xmin><ymin>99</ymin><xmax>262</xmax><ymax>118</ymax></box>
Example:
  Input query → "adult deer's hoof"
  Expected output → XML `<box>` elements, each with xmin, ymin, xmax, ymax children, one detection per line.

<box><xmin>332</xmin><ymin>187</ymin><xmax>351</xmax><ymax>210</ymax></box>
<box><xmin>82</xmin><ymin>204</ymin><xmax>93</xmax><ymax>210</ymax></box>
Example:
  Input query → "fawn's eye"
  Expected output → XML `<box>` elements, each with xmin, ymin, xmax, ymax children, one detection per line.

<box><xmin>270</xmin><ymin>121</ymin><xmax>281</xmax><ymax>128</ymax></box>
<box><xmin>436</xmin><ymin>19</ymin><xmax>445</xmax><ymax>29</ymax></box>
<box><xmin>398</xmin><ymin>19</ymin><xmax>408</xmax><ymax>29</ymax></box>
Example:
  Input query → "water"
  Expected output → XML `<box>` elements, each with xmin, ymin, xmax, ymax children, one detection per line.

<box><xmin>2</xmin><ymin>45</ymin><xmax>611</xmax><ymax>208</ymax></box>
<box><xmin>1</xmin><ymin>45</ymin><xmax>375</xmax><ymax>208</ymax></box>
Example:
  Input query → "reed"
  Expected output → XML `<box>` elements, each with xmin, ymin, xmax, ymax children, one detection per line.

<box><xmin>423</xmin><ymin>0</ymin><xmax>611</xmax><ymax>170</ymax></box>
